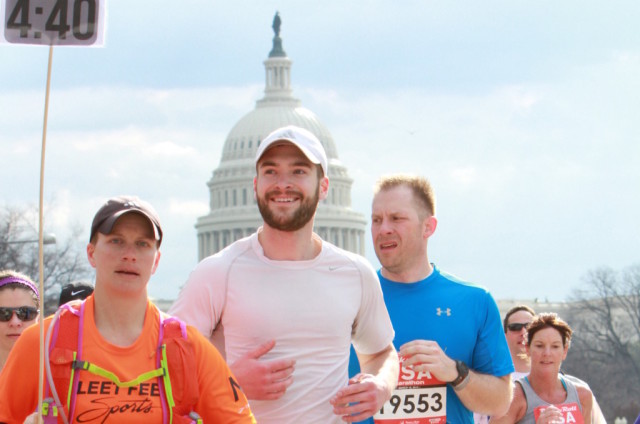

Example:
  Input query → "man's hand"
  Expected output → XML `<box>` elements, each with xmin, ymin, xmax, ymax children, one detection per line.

<box><xmin>398</xmin><ymin>340</ymin><xmax>457</xmax><ymax>383</ymax></box>
<box><xmin>330</xmin><ymin>373</ymin><xmax>390</xmax><ymax>423</ymax></box>
<box><xmin>230</xmin><ymin>339</ymin><xmax>295</xmax><ymax>400</ymax></box>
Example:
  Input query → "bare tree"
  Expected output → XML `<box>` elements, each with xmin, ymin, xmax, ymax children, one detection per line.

<box><xmin>563</xmin><ymin>264</ymin><xmax>640</xmax><ymax>421</ymax></box>
<box><xmin>0</xmin><ymin>204</ymin><xmax>92</xmax><ymax>315</ymax></box>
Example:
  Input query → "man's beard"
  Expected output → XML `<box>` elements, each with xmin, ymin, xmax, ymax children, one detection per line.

<box><xmin>257</xmin><ymin>185</ymin><xmax>320</xmax><ymax>232</ymax></box>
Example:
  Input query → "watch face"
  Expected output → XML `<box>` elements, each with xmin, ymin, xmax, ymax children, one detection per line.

<box><xmin>3</xmin><ymin>0</ymin><xmax>103</xmax><ymax>45</ymax></box>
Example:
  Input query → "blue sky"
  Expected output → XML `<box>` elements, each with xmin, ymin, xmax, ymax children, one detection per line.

<box><xmin>2</xmin><ymin>1</ymin><xmax>639</xmax><ymax>302</ymax></box>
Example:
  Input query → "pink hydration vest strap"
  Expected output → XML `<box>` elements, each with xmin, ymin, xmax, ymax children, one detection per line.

<box><xmin>44</xmin><ymin>302</ymin><xmax>198</xmax><ymax>423</ymax></box>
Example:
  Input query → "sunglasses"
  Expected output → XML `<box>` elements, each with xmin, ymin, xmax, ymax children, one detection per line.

<box><xmin>507</xmin><ymin>322</ymin><xmax>530</xmax><ymax>332</ymax></box>
<box><xmin>0</xmin><ymin>306</ymin><xmax>39</xmax><ymax>322</ymax></box>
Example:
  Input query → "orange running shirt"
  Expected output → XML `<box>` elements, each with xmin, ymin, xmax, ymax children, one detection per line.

<box><xmin>0</xmin><ymin>297</ymin><xmax>255</xmax><ymax>423</ymax></box>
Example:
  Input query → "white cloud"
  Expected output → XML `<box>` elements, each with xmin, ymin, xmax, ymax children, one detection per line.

<box><xmin>168</xmin><ymin>199</ymin><xmax>209</xmax><ymax>218</ymax></box>
<box><xmin>450</xmin><ymin>167</ymin><xmax>477</xmax><ymax>185</ymax></box>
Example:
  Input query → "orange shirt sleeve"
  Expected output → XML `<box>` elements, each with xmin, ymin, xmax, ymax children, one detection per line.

<box><xmin>189</xmin><ymin>326</ymin><xmax>256</xmax><ymax>423</ymax></box>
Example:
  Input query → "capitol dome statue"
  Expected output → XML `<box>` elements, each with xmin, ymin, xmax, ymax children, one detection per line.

<box><xmin>196</xmin><ymin>12</ymin><xmax>367</xmax><ymax>260</ymax></box>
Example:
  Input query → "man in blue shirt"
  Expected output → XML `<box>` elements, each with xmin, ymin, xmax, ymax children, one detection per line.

<box><xmin>349</xmin><ymin>174</ymin><xmax>513</xmax><ymax>423</ymax></box>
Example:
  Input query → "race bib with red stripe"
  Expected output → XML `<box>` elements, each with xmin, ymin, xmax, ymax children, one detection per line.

<box><xmin>533</xmin><ymin>402</ymin><xmax>584</xmax><ymax>424</ymax></box>
<box><xmin>374</xmin><ymin>358</ymin><xmax>447</xmax><ymax>424</ymax></box>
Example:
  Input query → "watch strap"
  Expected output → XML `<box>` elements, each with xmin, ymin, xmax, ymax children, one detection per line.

<box><xmin>450</xmin><ymin>360</ymin><xmax>470</xmax><ymax>388</ymax></box>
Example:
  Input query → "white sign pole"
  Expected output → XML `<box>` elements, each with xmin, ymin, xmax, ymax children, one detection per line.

<box><xmin>36</xmin><ymin>43</ymin><xmax>54</xmax><ymax>424</ymax></box>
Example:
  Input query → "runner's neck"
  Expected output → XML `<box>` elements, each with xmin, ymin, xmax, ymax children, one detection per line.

<box><xmin>258</xmin><ymin>225</ymin><xmax>322</xmax><ymax>261</ymax></box>
<box><xmin>93</xmin><ymin>294</ymin><xmax>148</xmax><ymax>347</ymax></box>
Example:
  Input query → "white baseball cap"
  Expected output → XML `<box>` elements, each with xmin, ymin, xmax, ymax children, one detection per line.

<box><xmin>255</xmin><ymin>125</ymin><xmax>328</xmax><ymax>176</ymax></box>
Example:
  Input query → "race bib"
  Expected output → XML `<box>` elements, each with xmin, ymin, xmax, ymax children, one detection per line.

<box><xmin>374</xmin><ymin>358</ymin><xmax>446</xmax><ymax>424</ymax></box>
<box><xmin>533</xmin><ymin>403</ymin><xmax>584</xmax><ymax>424</ymax></box>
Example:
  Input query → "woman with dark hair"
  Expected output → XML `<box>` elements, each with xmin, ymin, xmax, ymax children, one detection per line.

<box><xmin>490</xmin><ymin>313</ymin><xmax>593</xmax><ymax>424</ymax></box>
<box><xmin>0</xmin><ymin>270</ymin><xmax>39</xmax><ymax>371</ymax></box>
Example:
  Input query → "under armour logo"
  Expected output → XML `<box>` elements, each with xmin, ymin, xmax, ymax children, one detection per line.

<box><xmin>123</xmin><ymin>201</ymin><xmax>138</xmax><ymax>208</ymax></box>
<box><xmin>436</xmin><ymin>308</ymin><xmax>451</xmax><ymax>316</ymax></box>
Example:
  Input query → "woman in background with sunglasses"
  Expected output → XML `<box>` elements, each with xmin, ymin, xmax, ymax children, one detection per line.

<box><xmin>0</xmin><ymin>270</ymin><xmax>39</xmax><ymax>371</ymax></box>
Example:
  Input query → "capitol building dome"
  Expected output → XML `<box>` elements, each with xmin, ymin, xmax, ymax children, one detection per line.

<box><xmin>196</xmin><ymin>13</ymin><xmax>367</xmax><ymax>259</ymax></box>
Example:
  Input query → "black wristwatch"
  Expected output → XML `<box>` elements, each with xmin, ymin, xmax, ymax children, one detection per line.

<box><xmin>450</xmin><ymin>360</ymin><xmax>470</xmax><ymax>390</ymax></box>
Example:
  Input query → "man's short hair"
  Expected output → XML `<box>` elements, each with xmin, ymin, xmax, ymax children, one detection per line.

<box><xmin>374</xmin><ymin>174</ymin><xmax>436</xmax><ymax>217</ymax></box>
<box><xmin>503</xmin><ymin>304</ymin><xmax>536</xmax><ymax>333</ymax></box>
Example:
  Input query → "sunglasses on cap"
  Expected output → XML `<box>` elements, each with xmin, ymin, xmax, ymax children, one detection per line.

<box><xmin>507</xmin><ymin>322</ymin><xmax>530</xmax><ymax>332</ymax></box>
<box><xmin>0</xmin><ymin>306</ymin><xmax>39</xmax><ymax>322</ymax></box>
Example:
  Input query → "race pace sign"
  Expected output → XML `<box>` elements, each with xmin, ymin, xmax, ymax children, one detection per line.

<box><xmin>2</xmin><ymin>0</ymin><xmax>105</xmax><ymax>45</ymax></box>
